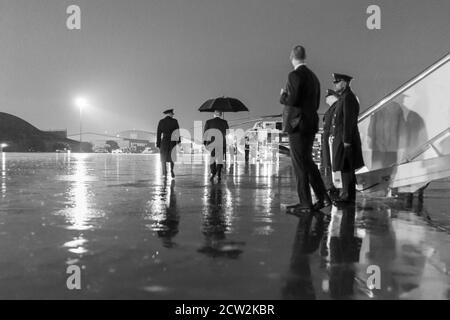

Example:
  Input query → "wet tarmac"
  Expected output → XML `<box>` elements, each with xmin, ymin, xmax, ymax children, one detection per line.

<box><xmin>0</xmin><ymin>153</ymin><xmax>449</xmax><ymax>300</ymax></box>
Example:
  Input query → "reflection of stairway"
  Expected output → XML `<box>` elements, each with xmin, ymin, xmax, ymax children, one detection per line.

<box><xmin>356</xmin><ymin>53</ymin><xmax>450</xmax><ymax>193</ymax></box>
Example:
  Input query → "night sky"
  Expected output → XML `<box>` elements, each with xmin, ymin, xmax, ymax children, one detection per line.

<box><xmin>1</xmin><ymin>0</ymin><xmax>449</xmax><ymax>135</ymax></box>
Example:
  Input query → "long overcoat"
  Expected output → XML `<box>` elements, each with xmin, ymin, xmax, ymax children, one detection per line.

<box><xmin>330</xmin><ymin>88</ymin><xmax>364</xmax><ymax>171</ymax></box>
<box><xmin>157</xmin><ymin>116</ymin><xmax>180</xmax><ymax>163</ymax></box>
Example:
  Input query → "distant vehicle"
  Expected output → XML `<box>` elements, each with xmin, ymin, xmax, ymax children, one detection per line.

<box><xmin>94</xmin><ymin>147</ymin><xmax>108</xmax><ymax>153</ymax></box>
<box><xmin>111</xmin><ymin>149</ymin><xmax>123</xmax><ymax>154</ymax></box>
<box><xmin>141</xmin><ymin>147</ymin><xmax>158</xmax><ymax>154</ymax></box>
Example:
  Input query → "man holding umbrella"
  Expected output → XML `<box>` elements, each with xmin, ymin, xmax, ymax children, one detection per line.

<box><xmin>199</xmin><ymin>96</ymin><xmax>249</xmax><ymax>182</ymax></box>
<box><xmin>203</xmin><ymin>110</ymin><xmax>229</xmax><ymax>182</ymax></box>
<box><xmin>157</xmin><ymin>108</ymin><xmax>181</xmax><ymax>178</ymax></box>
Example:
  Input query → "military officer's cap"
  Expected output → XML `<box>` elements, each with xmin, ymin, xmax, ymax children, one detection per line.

<box><xmin>333</xmin><ymin>73</ymin><xmax>353</xmax><ymax>83</ymax></box>
<box><xmin>326</xmin><ymin>89</ymin><xmax>338</xmax><ymax>97</ymax></box>
<box><xmin>163</xmin><ymin>109</ymin><xmax>174</xmax><ymax>115</ymax></box>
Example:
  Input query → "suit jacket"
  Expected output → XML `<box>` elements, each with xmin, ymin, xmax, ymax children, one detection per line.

<box><xmin>280</xmin><ymin>65</ymin><xmax>320</xmax><ymax>135</ymax></box>
<box><xmin>204</xmin><ymin>117</ymin><xmax>229</xmax><ymax>152</ymax></box>
<box><xmin>330</xmin><ymin>87</ymin><xmax>364</xmax><ymax>171</ymax></box>
<box><xmin>204</xmin><ymin>117</ymin><xmax>229</xmax><ymax>146</ymax></box>
<box><xmin>157</xmin><ymin>116</ymin><xmax>180</xmax><ymax>155</ymax></box>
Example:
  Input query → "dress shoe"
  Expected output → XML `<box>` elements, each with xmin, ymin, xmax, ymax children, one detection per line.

<box><xmin>332</xmin><ymin>197</ymin><xmax>355</xmax><ymax>206</ymax></box>
<box><xmin>313</xmin><ymin>197</ymin><xmax>332</xmax><ymax>210</ymax></box>
<box><xmin>286</xmin><ymin>204</ymin><xmax>314</xmax><ymax>215</ymax></box>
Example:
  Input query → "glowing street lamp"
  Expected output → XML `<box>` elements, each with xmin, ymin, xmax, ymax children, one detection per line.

<box><xmin>0</xmin><ymin>143</ymin><xmax>7</xmax><ymax>152</ymax></box>
<box><xmin>74</xmin><ymin>97</ymin><xmax>89</xmax><ymax>152</ymax></box>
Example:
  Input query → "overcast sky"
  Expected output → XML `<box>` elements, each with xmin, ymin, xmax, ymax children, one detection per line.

<box><xmin>0</xmin><ymin>0</ymin><xmax>449</xmax><ymax>135</ymax></box>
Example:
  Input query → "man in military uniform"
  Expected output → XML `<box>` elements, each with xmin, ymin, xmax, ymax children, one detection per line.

<box><xmin>156</xmin><ymin>109</ymin><xmax>181</xmax><ymax>178</ymax></box>
<box><xmin>322</xmin><ymin>89</ymin><xmax>340</xmax><ymax>199</ymax></box>
<box><xmin>330</xmin><ymin>74</ymin><xmax>364</xmax><ymax>204</ymax></box>
<box><xmin>204</xmin><ymin>110</ymin><xmax>229</xmax><ymax>182</ymax></box>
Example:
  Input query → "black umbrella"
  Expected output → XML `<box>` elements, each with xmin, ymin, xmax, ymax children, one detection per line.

<box><xmin>198</xmin><ymin>97</ymin><xmax>249</xmax><ymax>113</ymax></box>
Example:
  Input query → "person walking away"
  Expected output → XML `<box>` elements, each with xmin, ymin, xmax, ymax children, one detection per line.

<box><xmin>204</xmin><ymin>110</ymin><xmax>229</xmax><ymax>182</ymax></box>
<box><xmin>157</xmin><ymin>109</ymin><xmax>181</xmax><ymax>178</ymax></box>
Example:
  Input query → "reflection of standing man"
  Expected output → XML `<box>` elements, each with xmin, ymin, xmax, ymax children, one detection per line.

<box><xmin>330</xmin><ymin>74</ymin><xmax>364</xmax><ymax>204</ymax></box>
<box><xmin>397</xmin><ymin>94</ymin><xmax>429</xmax><ymax>201</ymax></box>
<box><xmin>204</xmin><ymin>111</ymin><xmax>229</xmax><ymax>182</ymax></box>
<box><xmin>322</xmin><ymin>89</ymin><xmax>340</xmax><ymax>199</ymax></box>
<box><xmin>282</xmin><ymin>212</ymin><xmax>325</xmax><ymax>299</ymax></box>
<box><xmin>368</xmin><ymin>99</ymin><xmax>405</xmax><ymax>169</ymax></box>
<box><xmin>280</xmin><ymin>45</ymin><xmax>331</xmax><ymax>213</ymax></box>
<box><xmin>368</xmin><ymin>93</ymin><xmax>428</xmax><ymax>169</ymax></box>
<box><xmin>398</xmin><ymin>94</ymin><xmax>428</xmax><ymax>159</ymax></box>
<box><xmin>157</xmin><ymin>109</ymin><xmax>181</xmax><ymax>178</ymax></box>
<box><xmin>328</xmin><ymin>205</ymin><xmax>362</xmax><ymax>299</ymax></box>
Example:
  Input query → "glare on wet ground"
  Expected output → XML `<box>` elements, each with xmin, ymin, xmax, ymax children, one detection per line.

<box><xmin>0</xmin><ymin>153</ymin><xmax>449</xmax><ymax>299</ymax></box>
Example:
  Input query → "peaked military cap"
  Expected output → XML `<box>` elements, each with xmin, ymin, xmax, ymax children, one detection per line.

<box><xmin>333</xmin><ymin>73</ymin><xmax>353</xmax><ymax>83</ymax></box>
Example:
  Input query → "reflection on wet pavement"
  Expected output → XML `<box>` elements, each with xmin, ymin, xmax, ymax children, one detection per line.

<box><xmin>198</xmin><ymin>184</ymin><xmax>245</xmax><ymax>259</ymax></box>
<box><xmin>146</xmin><ymin>179</ymin><xmax>180</xmax><ymax>248</ymax></box>
<box><xmin>0</xmin><ymin>153</ymin><xmax>449</xmax><ymax>299</ymax></box>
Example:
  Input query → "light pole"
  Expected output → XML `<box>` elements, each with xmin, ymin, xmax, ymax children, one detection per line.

<box><xmin>75</xmin><ymin>97</ymin><xmax>88</xmax><ymax>153</ymax></box>
<box><xmin>0</xmin><ymin>143</ymin><xmax>7</xmax><ymax>153</ymax></box>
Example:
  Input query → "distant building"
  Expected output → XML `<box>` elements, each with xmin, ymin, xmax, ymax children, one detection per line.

<box><xmin>117</xmin><ymin>130</ymin><xmax>157</xmax><ymax>153</ymax></box>
<box><xmin>0</xmin><ymin>112</ymin><xmax>83</xmax><ymax>152</ymax></box>
<box><xmin>43</xmin><ymin>130</ymin><xmax>68</xmax><ymax>139</ymax></box>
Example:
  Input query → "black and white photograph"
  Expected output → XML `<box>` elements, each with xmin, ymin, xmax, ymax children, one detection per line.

<box><xmin>0</xmin><ymin>0</ymin><xmax>449</xmax><ymax>309</ymax></box>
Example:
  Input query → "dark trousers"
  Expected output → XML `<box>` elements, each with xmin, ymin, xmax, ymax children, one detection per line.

<box><xmin>289</xmin><ymin>133</ymin><xmax>327</xmax><ymax>207</ymax></box>
<box><xmin>321</xmin><ymin>134</ymin><xmax>336</xmax><ymax>191</ymax></box>
<box><xmin>341</xmin><ymin>171</ymin><xmax>356</xmax><ymax>201</ymax></box>
<box><xmin>341</xmin><ymin>149</ymin><xmax>356</xmax><ymax>201</ymax></box>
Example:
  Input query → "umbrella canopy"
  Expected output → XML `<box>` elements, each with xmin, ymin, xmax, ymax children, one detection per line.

<box><xmin>198</xmin><ymin>97</ymin><xmax>249</xmax><ymax>113</ymax></box>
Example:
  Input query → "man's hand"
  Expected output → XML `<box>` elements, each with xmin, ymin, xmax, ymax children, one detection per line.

<box><xmin>280</xmin><ymin>88</ymin><xmax>288</xmax><ymax>105</ymax></box>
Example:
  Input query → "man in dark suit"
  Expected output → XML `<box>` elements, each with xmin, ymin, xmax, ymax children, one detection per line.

<box><xmin>157</xmin><ymin>109</ymin><xmax>181</xmax><ymax>178</ymax></box>
<box><xmin>280</xmin><ymin>45</ymin><xmax>331</xmax><ymax>213</ymax></box>
<box><xmin>204</xmin><ymin>110</ymin><xmax>229</xmax><ymax>182</ymax></box>
<box><xmin>330</xmin><ymin>73</ymin><xmax>365</xmax><ymax>204</ymax></box>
